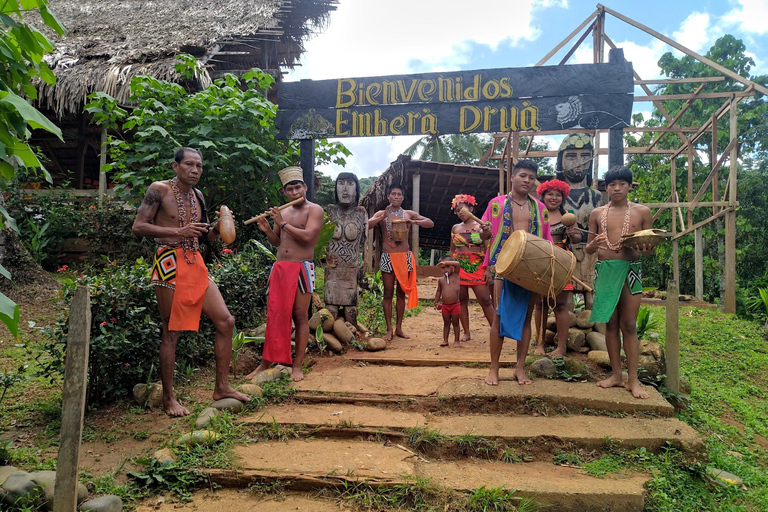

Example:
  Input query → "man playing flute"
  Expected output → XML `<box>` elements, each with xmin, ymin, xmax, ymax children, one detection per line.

<box><xmin>132</xmin><ymin>147</ymin><xmax>249</xmax><ymax>416</ymax></box>
<box><xmin>245</xmin><ymin>166</ymin><xmax>324</xmax><ymax>382</ymax></box>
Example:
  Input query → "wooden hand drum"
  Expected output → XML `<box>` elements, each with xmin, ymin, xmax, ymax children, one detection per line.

<box><xmin>495</xmin><ymin>231</ymin><xmax>576</xmax><ymax>298</ymax></box>
<box><xmin>391</xmin><ymin>219</ymin><xmax>409</xmax><ymax>242</ymax></box>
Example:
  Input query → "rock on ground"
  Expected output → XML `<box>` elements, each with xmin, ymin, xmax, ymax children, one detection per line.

<box><xmin>586</xmin><ymin>331</ymin><xmax>607</xmax><ymax>352</ymax></box>
<box><xmin>567</xmin><ymin>311</ymin><xmax>577</xmax><ymax>327</ymax></box>
<box><xmin>238</xmin><ymin>384</ymin><xmax>263</xmax><ymax>398</ymax></box>
<box><xmin>0</xmin><ymin>466</ymin><xmax>17</xmax><ymax>485</ymax></box>
<box><xmin>576</xmin><ymin>310</ymin><xmax>594</xmax><ymax>329</ymax></box>
<box><xmin>252</xmin><ymin>368</ymin><xmax>283</xmax><ymax>384</ymax></box>
<box><xmin>1</xmin><ymin>470</ymin><xmax>41</xmax><ymax>507</ymax></box>
<box><xmin>132</xmin><ymin>382</ymin><xmax>163</xmax><ymax>407</ymax></box>
<box><xmin>211</xmin><ymin>398</ymin><xmax>244</xmax><ymax>413</ymax></box>
<box><xmin>30</xmin><ymin>470</ymin><xmax>88</xmax><ymax>510</ymax></box>
<box><xmin>79</xmin><ymin>494</ymin><xmax>124</xmax><ymax>512</ymax></box>
<box><xmin>588</xmin><ymin>350</ymin><xmax>612</xmax><ymax>369</ymax></box>
<box><xmin>195</xmin><ymin>407</ymin><xmax>219</xmax><ymax>429</ymax></box>
<box><xmin>638</xmin><ymin>341</ymin><xmax>666</xmax><ymax>378</ymax></box>
<box><xmin>153</xmin><ymin>448</ymin><xmax>176</xmax><ymax>465</ymax></box>
<box><xmin>530</xmin><ymin>358</ymin><xmax>556</xmax><ymax>378</ymax></box>
<box><xmin>565</xmin><ymin>329</ymin><xmax>586</xmax><ymax>351</ymax></box>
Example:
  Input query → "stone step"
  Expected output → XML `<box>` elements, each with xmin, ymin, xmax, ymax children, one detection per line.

<box><xmin>240</xmin><ymin>403</ymin><xmax>703</xmax><ymax>456</ymax></box>
<box><xmin>135</xmin><ymin>489</ymin><xmax>343</xmax><ymax>512</ymax></box>
<box><xmin>295</xmin><ymin>365</ymin><xmax>675</xmax><ymax>416</ymax></box>
<box><xmin>205</xmin><ymin>439</ymin><xmax>649</xmax><ymax>512</ymax></box>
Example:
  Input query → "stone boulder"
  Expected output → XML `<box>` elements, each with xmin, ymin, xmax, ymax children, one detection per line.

<box><xmin>1</xmin><ymin>470</ymin><xmax>42</xmax><ymax>507</ymax></box>
<box><xmin>132</xmin><ymin>382</ymin><xmax>163</xmax><ymax>407</ymax></box>
<box><xmin>546</xmin><ymin>316</ymin><xmax>557</xmax><ymax>331</ymax></box>
<box><xmin>560</xmin><ymin>357</ymin><xmax>588</xmax><ymax>378</ymax></box>
<box><xmin>565</xmin><ymin>329</ymin><xmax>586</xmax><ymax>351</ymax></box>
<box><xmin>153</xmin><ymin>447</ymin><xmax>176</xmax><ymax>465</ymax></box>
<box><xmin>238</xmin><ymin>384</ymin><xmax>263</xmax><ymax>398</ymax></box>
<box><xmin>79</xmin><ymin>495</ymin><xmax>123</xmax><ymax>512</ymax></box>
<box><xmin>194</xmin><ymin>407</ymin><xmax>219</xmax><ymax>429</ymax></box>
<box><xmin>576</xmin><ymin>310</ymin><xmax>594</xmax><ymax>329</ymax></box>
<box><xmin>0</xmin><ymin>466</ymin><xmax>17</xmax><ymax>485</ymax></box>
<box><xmin>638</xmin><ymin>341</ymin><xmax>666</xmax><ymax>379</ymax></box>
<box><xmin>594</xmin><ymin>322</ymin><xmax>606</xmax><ymax>335</ymax></box>
<box><xmin>588</xmin><ymin>350</ymin><xmax>612</xmax><ymax>369</ymax></box>
<box><xmin>544</xmin><ymin>330</ymin><xmax>556</xmax><ymax>346</ymax></box>
<box><xmin>211</xmin><ymin>398</ymin><xmax>244</xmax><ymax>413</ymax></box>
<box><xmin>568</xmin><ymin>311</ymin><xmax>577</xmax><ymax>328</ymax></box>
<box><xmin>530</xmin><ymin>358</ymin><xmax>556</xmax><ymax>378</ymax></box>
<box><xmin>30</xmin><ymin>470</ymin><xmax>88</xmax><ymax>510</ymax></box>
<box><xmin>586</xmin><ymin>331</ymin><xmax>607</xmax><ymax>352</ymax></box>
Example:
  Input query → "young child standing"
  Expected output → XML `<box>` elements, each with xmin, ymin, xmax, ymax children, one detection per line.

<box><xmin>585</xmin><ymin>166</ymin><xmax>655</xmax><ymax>399</ymax></box>
<box><xmin>435</xmin><ymin>257</ymin><xmax>461</xmax><ymax>347</ymax></box>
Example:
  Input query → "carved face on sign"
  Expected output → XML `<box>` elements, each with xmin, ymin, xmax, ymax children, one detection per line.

<box><xmin>556</xmin><ymin>133</ymin><xmax>594</xmax><ymax>186</ymax></box>
<box><xmin>334</xmin><ymin>172</ymin><xmax>360</xmax><ymax>207</ymax></box>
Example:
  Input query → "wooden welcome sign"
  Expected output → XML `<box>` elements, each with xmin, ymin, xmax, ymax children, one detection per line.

<box><xmin>276</xmin><ymin>62</ymin><xmax>634</xmax><ymax>139</ymax></box>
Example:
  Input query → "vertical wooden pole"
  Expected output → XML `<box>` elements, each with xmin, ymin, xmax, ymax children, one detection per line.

<box><xmin>411</xmin><ymin>171</ymin><xmax>421</xmax><ymax>261</ymax></box>
<box><xmin>365</xmin><ymin>229</ymin><xmax>374</xmax><ymax>273</ymax></box>
<box><xmin>300</xmin><ymin>139</ymin><xmax>315</xmax><ymax>202</ymax></box>
<box><xmin>429</xmin><ymin>249</ymin><xmax>435</xmax><ymax>266</ymax></box>
<box><xmin>608</xmin><ymin>49</ymin><xmax>625</xmax><ymax>173</ymax></box>
<box><xmin>665</xmin><ymin>279</ymin><xmax>680</xmax><ymax>394</ymax></box>
<box><xmin>671</xmin><ymin>159</ymin><xmax>679</xmax><ymax>283</ymax></box>
<box><xmin>724</xmin><ymin>98</ymin><xmax>738</xmax><ymax>314</ymax></box>
<box><xmin>511</xmin><ymin>132</ymin><xmax>519</xmax><ymax>192</ymax></box>
<box><xmin>75</xmin><ymin>114</ymin><xmax>87</xmax><ymax>190</ymax></box>
<box><xmin>53</xmin><ymin>286</ymin><xmax>91</xmax><ymax>512</ymax></box>
<box><xmin>687</xmin><ymin>146</ymin><xmax>694</xmax><ymax>228</ymax></box>
<box><xmin>711</xmin><ymin>113</ymin><xmax>718</xmax><ymax>217</ymax></box>
<box><xmin>695</xmin><ymin>228</ymin><xmax>703</xmax><ymax>300</ymax></box>
<box><xmin>98</xmin><ymin>127</ymin><xmax>107</xmax><ymax>205</ymax></box>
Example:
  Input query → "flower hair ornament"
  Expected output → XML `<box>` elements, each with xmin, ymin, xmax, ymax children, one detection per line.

<box><xmin>451</xmin><ymin>194</ymin><xmax>477</xmax><ymax>209</ymax></box>
<box><xmin>536</xmin><ymin>179</ymin><xmax>571</xmax><ymax>199</ymax></box>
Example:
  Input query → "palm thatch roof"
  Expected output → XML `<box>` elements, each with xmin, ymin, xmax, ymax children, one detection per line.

<box><xmin>360</xmin><ymin>155</ymin><xmax>503</xmax><ymax>268</ymax></box>
<box><xmin>33</xmin><ymin>0</ymin><xmax>337</xmax><ymax>116</ymax></box>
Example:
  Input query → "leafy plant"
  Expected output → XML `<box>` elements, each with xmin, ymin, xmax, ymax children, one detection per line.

<box><xmin>636</xmin><ymin>305</ymin><xmax>661</xmax><ymax>339</ymax></box>
<box><xmin>128</xmin><ymin>458</ymin><xmax>204</xmax><ymax>501</ymax></box>
<box><xmin>747</xmin><ymin>287</ymin><xmax>768</xmax><ymax>329</ymax></box>
<box><xmin>24</xmin><ymin>218</ymin><xmax>52</xmax><ymax>265</ymax></box>
<box><xmin>0</xmin><ymin>365</ymin><xmax>27</xmax><ymax>407</ymax></box>
<box><xmin>231</xmin><ymin>328</ymin><xmax>262</xmax><ymax>377</ymax></box>
<box><xmin>465</xmin><ymin>485</ymin><xmax>536</xmax><ymax>512</ymax></box>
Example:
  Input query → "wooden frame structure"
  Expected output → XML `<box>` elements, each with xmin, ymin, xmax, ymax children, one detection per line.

<box><xmin>482</xmin><ymin>3</ymin><xmax>765</xmax><ymax>315</ymax></box>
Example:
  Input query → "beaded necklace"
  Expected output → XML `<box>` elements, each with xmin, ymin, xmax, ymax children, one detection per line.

<box><xmin>601</xmin><ymin>202</ymin><xmax>631</xmax><ymax>252</ymax></box>
<box><xmin>170</xmin><ymin>177</ymin><xmax>199</xmax><ymax>264</ymax></box>
<box><xmin>385</xmin><ymin>206</ymin><xmax>405</xmax><ymax>247</ymax></box>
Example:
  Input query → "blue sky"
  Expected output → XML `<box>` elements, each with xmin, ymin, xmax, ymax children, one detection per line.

<box><xmin>286</xmin><ymin>0</ymin><xmax>768</xmax><ymax>179</ymax></box>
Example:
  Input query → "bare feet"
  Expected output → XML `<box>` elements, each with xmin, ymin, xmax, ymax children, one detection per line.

<box><xmin>596</xmin><ymin>375</ymin><xmax>625</xmax><ymax>389</ymax></box>
<box><xmin>213</xmin><ymin>386</ymin><xmax>250</xmax><ymax>403</ymax></box>
<box><xmin>291</xmin><ymin>367</ymin><xmax>305</xmax><ymax>382</ymax></box>
<box><xmin>383</xmin><ymin>331</ymin><xmax>394</xmax><ymax>342</ymax></box>
<box><xmin>515</xmin><ymin>367</ymin><xmax>533</xmax><ymax>385</ymax></box>
<box><xmin>395</xmin><ymin>329</ymin><xmax>410</xmax><ymax>339</ymax></box>
<box><xmin>626</xmin><ymin>380</ymin><xmax>650</xmax><ymax>399</ymax></box>
<box><xmin>163</xmin><ymin>397</ymin><xmax>191</xmax><ymax>417</ymax></box>
<box><xmin>244</xmin><ymin>360</ymin><xmax>270</xmax><ymax>380</ymax></box>
<box><xmin>534</xmin><ymin>344</ymin><xmax>546</xmax><ymax>356</ymax></box>
<box><xmin>549</xmin><ymin>346</ymin><xmax>567</xmax><ymax>358</ymax></box>
<box><xmin>484</xmin><ymin>367</ymin><xmax>499</xmax><ymax>386</ymax></box>
<box><xmin>439</xmin><ymin>340</ymin><xmax>449</xmax><ymax>347</ymax></box>
<box><xmin>460</xmin><ymin>332</ymin><xmax>471</xmax><ymax>342</ymax></box>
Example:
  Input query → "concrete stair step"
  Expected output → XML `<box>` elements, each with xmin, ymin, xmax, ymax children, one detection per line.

<box><xmin>295</xmin><ymin>365</ymin><xmax>674</xmax><ymax>416</ymax></box>
<box><xmin>240</xmin><ymin>403</ymin><xmax>704</xmax><ymax>456</ymax></box>
<box><xmin>205</xmin><ymin>438</ymin><xmax>649</xmax><ymax>512</ymax></box>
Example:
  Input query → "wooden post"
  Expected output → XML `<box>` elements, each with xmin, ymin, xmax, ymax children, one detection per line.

<box><xmin>98</xmin><ymin>127</ymin><xmax>107</xmax><ymax>205</ymax></box>
<box><xmin>711</xmin><ymin>113</ymin><xmax>718</xmax><ymax>217</ymax></box>
<box><xmin>724</xmin><ymin>98</ymin><xmax>737</xmax><ymax>314</ymax></box>
<box><xmin>365</xmin><ymin>229</ymin><xmax>374</xmax><ymax>273</ymax></box>
<box><xmin>695</xmin><ymin>228</ymin><xmax>703</xmax><ymax>300</ymax></box>
<box><xmin>665</xmin><ymin>279</ymin><xmax>680</xmax><ymax>394</ymax></box>
<box><xmin>429</xmin><ymin>249</ymin><xmax>435</xmax><ymax>266</ymax></box>
<box><xmin>671</xmin><ymin>159</ymin><xmax>679</xmax><ymax>283</ymax></box>
<box><xmin>75</xmin><ymin>114</ymin><xmax>87</xmax><ymax>190</ymax></box>
<box><xmin>53</xmin><ymin>286</ymin><xmax>91</xmax><ymax>512</ymax></box>
<box><xmin>411</xmin><ymin>171</ymin><xmax>421</xmax><ymax>260</ymax></box>
<box><xmin>608</xmin><ymin>49</ymin><xmax>625</xmax><ymax>171</ymax></box>
<box><xmin>300</xmin><ymin>139</ymin><xmax>315</xmax><ymax>202</ymax></box>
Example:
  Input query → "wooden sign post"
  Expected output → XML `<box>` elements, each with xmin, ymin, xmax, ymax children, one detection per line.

<box><xmin>665</xmin><ymin>280</ymin><xmax>680</xmax><ymax>395</ymax></box>
<box><xmin>53</xmin><ymin>286</ymin><xmax>91</xmax><ymax>512</ymax></box>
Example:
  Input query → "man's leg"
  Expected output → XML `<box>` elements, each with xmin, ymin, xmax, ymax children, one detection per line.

<box><xmin>617</xmin><ymin>284</ymin><xmax>649</xmax><ymax>399</ymax></box>
<box><xmin>382</xmin><ymin>271</ymin><xmax>396</xmax><ymax>341</ymax></box>
<box><xmin>394</xmin><ymin>281</ymin><xmax>410</xmax><ymax>338</ymax></box>
<box><xmin>514</xmin><ymin>297</ymin><xmax>535</xmax><ymax>385</ymax></box>
<box><xmin>291</xmin><ymin>287</ymin><xmax>313</xmax><ymax>382</ymax></box>
<box><xmin>202</xmin><ymin>282</ymin><xmax>250</xmax><ymax>403</ymax></box>
<box><xmin>596</xmin><ymin>305</ymin><xmax>624</xmax><ymax>389</ymax></box>
<box><xmin>154</xmin><ymin>287</ymin><xmax>189</xmax><ymax>417</ymax></box>
<box><xmin>473</xmin><ymin>284</ymin><xmax>495</xmax><ymax>326</ymax></box>
<box><xmin>459</xmin><ymin>286</ymin><xmax>471</xmax><ymax>342</ymax></box>
<box><xmin>485</xmin><ymin>280</ymin><xmax>504</xmax><ymax>386</ymax></box>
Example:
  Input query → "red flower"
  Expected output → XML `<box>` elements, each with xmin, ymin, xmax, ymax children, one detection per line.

<box><xmin>100</xmin><ymin>321</ymin><xmax>107</xmax><ymax>327</ymax></box>
<box><xmin>124</xmin><ymin>363</ymin><xmax>130</xmax><ymax>367</ymax></box>
<box><xmin>222</xmin><ymin>248</ymin><xmax>233</xmax><ymax>254</ymax></box>
<box><xmin>57</xmin><ymin>265</ymin><xmax>69</xmax><ymax>273</ymax></box>
<box><xmin>110</xmin><ymin>317</ymin><xmax>117</xmax><ymax>323</ymax></box>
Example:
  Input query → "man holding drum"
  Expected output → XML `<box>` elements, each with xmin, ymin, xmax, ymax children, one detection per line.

<box><xmin>132</xmin><ymin>147</ymin><xmax>249</xmax><ymax>416</ymax></box>
<box><xmin>480</xmin><ymin>159</ymin><xmax>552</xmax><ymax>386</ymax></box>
<box><xmin>368</xmin><ymin>183</ymin><xmax>434</xmax><ymax>341</ymax></box>
<box><xmin>246</xmin><ymin>166</ymin><xmax>325</xmax><ymax>382</ymax></box>
<box><xmin>585</xmin><ymin>165</ymin><xmax>655</xmax><ymax>399</ymax></box>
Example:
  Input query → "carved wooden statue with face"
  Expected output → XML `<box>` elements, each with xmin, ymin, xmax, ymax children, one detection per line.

<box><xmin>325</xmin><ymin>172</ymin><xmax>368</xmax><ymax>327</ymax></box>
<box><xmin>555</xmin><ymin>133</ymin><xmax>603</xmax><ymax>308</ymax></box>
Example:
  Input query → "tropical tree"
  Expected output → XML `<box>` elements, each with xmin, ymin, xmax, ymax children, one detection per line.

<box><xmin>0</xmin><ymin>0</ymin><xmax>65</xmax><ymax>337</ymax></box>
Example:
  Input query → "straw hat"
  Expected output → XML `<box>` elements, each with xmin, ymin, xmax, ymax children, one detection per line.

<box><xmin>278</xmin><ymin>166</ymin><xmax>304</xmax><ymax>186</ymax></box>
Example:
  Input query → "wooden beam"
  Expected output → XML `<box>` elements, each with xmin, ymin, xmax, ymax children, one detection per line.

<box><xmin>645</xmin><ymin>200</ymin><xmax>736</xmax><ymax>208</ymax></box>
<box><xmin>628</xmin><ymin>126</ymin><xmax>699</xmax><ymax>133</ymax></box>
<box><xmin>675</xmin><ymin>192</ymin><xmax>686</xmax><ymax>232</ymax></box>
<box><xmin>665</xmin><ymin>279</ymin><xmax>680</xmax><ymax>394</ymax></box>
<box><xmin>712</xmin><ymin>112</ymin><xmax>718</xmax><ymax>217</ymax></box>
<box><xmin>412</xmin><ymin>171</ymin><xmax>420</xmax><ymax>257</ymax></box>
<box><xmin>651</xmin><ymin>193</ymin><xmax>674</xmax><ymax>222</ymax></box>
<box><xmin>671</xmin><ymin>158</ymin><xmax>679</xmax><ymax>282</ymax></box>
<box><xmin>53</xmin><ymin>286</ymin><xmax>90</xmax><ymax>512</ymax></box>
<box><xmin>671</xmin><ymin>208</ymin><xmax>729</xmax><ymax>240</ymax></box>
<box><xmin>635</xmin><ymin>77</ymin><xmax>725</xmax><ymax>85</ymax></box>
<box><xmin>687</xmin><ymin>146</ymin><xmax>694</xmax><ymax>227</ymax></box>
<box><xmin>98</xmin><ymin>127</ymin><xmax>107</xmax><ymax>205</ymax></box>
<box><xmin>725</xmin><ymin>98</ymin><xmax>738</xmax><ymax>313</ymax></box>
<box><xmin>559</xmin><ymin>22</ymin><xmax>594</xmax><ymax>65</ymax></box>
<box><xmin>599</xmin><ymin>3</ymin><xmax>768</xmax><ymax>96</ymax></box>
<box><xmin>688</xmin><ymin>139</ymin><xmax>737</xmax><ymax>209</ymax></box>
<box><xmin>536</xmin><ymin>8</ymin><xmax>601</xmax><ymax>65</ymax></box>
<box><xmin>695</xmin><ymin>228</ymin><xmax>703</xmax><ymax>300</ymax></box>
<box><xmin>634</xmin><ymin>90</ymin><xmax>756</xmax><ymax>102</ymax></box>
<box><xmin>671</xmin><ymin>96</ymin><xmax>737</xmax><ymax>159</ymax></box>
<box><xmin>646</xmin><ymin>82</ymin><xmax>706</xmax><ymax>151</ymax></box>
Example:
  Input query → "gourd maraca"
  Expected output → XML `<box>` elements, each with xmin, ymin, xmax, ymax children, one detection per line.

<box><xmin>218</xmin><ymin>206</ymin><xmax>236</xmax><ymax>245</ymax></box>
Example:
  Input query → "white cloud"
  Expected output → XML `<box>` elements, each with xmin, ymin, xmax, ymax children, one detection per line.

<box><xmin>723</xmin><ymin>0</ymin><xmax>768</xmax><ymax>35</ymax></box>
<box><xmin>672</xmin><ymin>12</ymin><xmax>712</xmax><ymax>53</ymax></box>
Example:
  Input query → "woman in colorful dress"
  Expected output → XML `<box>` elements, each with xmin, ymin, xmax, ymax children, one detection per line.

<box><xmin>534</xmin><ymin>179</ymin><xmax>581</xmax><ymax>357</ymax></box>
<box><xmin>450</xmin><ymin>194</ymin><xmax>495</xmax><ymax>342</ymax></box>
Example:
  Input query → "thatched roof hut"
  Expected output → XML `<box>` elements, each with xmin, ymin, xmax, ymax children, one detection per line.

<box><xmin>28</xmin><ymin>0</ymin><xmax>337</xmax><ymax>189</ymax></box>
<box><xmin>360</xmin><ymin>155</ymin><xmax>502</xmax><ymax>271</ymax></box>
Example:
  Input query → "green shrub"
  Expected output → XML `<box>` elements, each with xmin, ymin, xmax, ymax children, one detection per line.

<box><xmin>38</xmin><ymin>241</ymin><xmax>271</xmax><ymax>406</ymax></box>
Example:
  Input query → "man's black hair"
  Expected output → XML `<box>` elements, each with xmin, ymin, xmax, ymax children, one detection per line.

<box><xmin>604</xmin><ymin>165</ymin><xmax>633</xmax><ymax>186</ymax></box>
<box><xmin>387</xmin><ymin>183</ymin><xmax>404</xmax><ymax>195</ymax></box>
<box><xmin>335</xmin><ymin>172</ymin><xmax>361</xmax><ymax>204</ymax></box>
<box><xmin>511</xmin><ymin>159</ymin><xmax>538</xmax><ymax>176</ymax></box>
<box><xmin>174</xmin><ymin>147</ymin><xmax>202</xmax><ymax>163</ymax></box>
<box><xmin>283</xmin><ymin>179</ymin><xmax>305</xmax><ymax>189</ymax></box>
